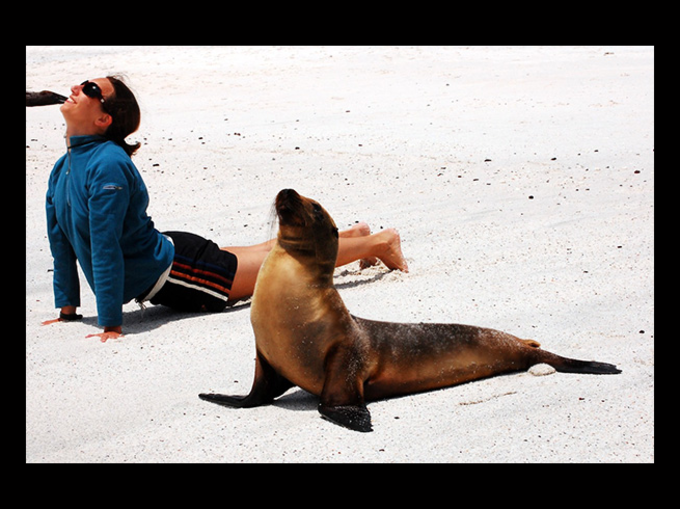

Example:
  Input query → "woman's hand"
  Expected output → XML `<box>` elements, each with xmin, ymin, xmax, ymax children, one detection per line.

<box><xmin>41</xmin><ymin>306</ymin><xmax>82</xmax><ymax>325</ymax></box>
<box><xmin>42</xmin><ymin>307</ymin><xmax>123</xmax><ymax>342</ymax></box>
<box><xmin>86</xmin><ymin>326</ymin><xmax>124</xmax><ymax>343</ymax></box>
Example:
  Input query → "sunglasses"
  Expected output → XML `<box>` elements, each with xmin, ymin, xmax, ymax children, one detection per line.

<box><xmin>80</xmin><ymin>80</ymin><xmax>107</xmax><ymax>105</ymax></box>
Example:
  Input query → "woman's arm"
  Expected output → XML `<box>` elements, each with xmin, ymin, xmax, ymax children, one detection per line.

<box><xmin>87</xmin><ymin>158</ymin><xmax>131</xmax><ymax>331</ymax></box>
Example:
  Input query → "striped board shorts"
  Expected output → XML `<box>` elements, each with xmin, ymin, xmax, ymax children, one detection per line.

<box><xmin>145</xmin><ymin>231</ymin><xmax>238</xmax><ymax>312</ymax></box>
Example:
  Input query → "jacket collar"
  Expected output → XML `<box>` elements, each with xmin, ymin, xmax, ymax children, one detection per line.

<box><xmin>67</xmin><ymin>134</ymin><xmax>106</xmax><ymax>150</ymax></box>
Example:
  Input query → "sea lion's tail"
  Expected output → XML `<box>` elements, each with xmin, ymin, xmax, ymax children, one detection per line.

<box><xmin>538</xmin><ymin>350</ymin><xmax>621</xmax><ymax>375</ymax></box>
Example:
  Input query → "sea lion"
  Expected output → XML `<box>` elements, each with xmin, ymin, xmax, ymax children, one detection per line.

<box><xmin>26</xmin><ymin>90</ymin><xmax>67</xmax><ymax>106</ymax></box>
<box><xmin>200</xmin><ymin>189</ymin><xmax>621</xmax><ymax>432</ymax></box>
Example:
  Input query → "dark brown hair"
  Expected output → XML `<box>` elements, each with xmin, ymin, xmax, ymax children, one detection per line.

<box><xmin>103</xmin><ymin>75</ymin><xmax>141</xmax><ymax>157</ymax></box>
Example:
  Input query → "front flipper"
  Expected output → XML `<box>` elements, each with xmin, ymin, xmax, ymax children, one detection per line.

<box><xmin>317</xmin><ymin>344</ymin><xmax>373</xmax><ymax>432</ymax></box>
<box><xmin>199</xmin><ymin>350</ymin><xmax>293</xmax><ymax>408</ymax></box>
<box><xmin>319</xmin><ymin>403</ymin><xmax>373</xmax><ymax>432</ymax></box>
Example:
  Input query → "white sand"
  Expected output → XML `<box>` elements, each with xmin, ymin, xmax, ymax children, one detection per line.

<box><xmin>26</xmin><ymin>46</ymin><xmax>654</xmax><ymax>463</ymax></box>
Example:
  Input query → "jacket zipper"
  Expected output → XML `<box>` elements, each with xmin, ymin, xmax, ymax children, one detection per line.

<box><xmin>65</xmin><ymin>137</ymin><xmax>72</xmax><ymax>207</ymax></box>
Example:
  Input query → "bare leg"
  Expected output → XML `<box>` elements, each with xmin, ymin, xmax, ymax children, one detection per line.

<box><xmin>339</xmin><ymin>222</ymin><xmax>372</xmax><ymax>239</ymax></box>
<box><xmin>224</xmin><ymin>224</ymin><xmax>407</xmax><ymax>303</ymax></box>
<box><xmin>226</xmin><ymin>240</ymin><xmax>273</xmax><ymax>302</ymax></box>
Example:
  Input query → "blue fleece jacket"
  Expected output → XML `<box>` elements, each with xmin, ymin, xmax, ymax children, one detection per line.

<box><xmin>46</xmin><ymin>135</ymin><xmax>175</xmax><ymax>327</ymax></box>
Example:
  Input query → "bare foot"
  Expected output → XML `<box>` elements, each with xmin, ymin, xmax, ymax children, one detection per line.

<box><xmin>374</xmin><ymin>228</ymin><xmax>409</xmax><ymax>272</ymax></box>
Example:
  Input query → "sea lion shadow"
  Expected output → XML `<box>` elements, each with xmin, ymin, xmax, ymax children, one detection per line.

<box><xmin>273</xmin><ymin>388</ymin><xmax>319</xmax><ymax>412</ymax></box>
<box><xmin>272</xmin><ymin>384</ymin><xmax>422</xmax><ymax>414</ymax></box>
<box><xmin>80</xmin><ymin>271</ymin><xmax>384</xmax><ymax>335</ymax></box>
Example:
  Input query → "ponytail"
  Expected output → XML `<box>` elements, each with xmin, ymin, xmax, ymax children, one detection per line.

<box><xmin>103</xmin><ymin>75</ymin><xmax>142</xmax><ymax>157</ymax></box>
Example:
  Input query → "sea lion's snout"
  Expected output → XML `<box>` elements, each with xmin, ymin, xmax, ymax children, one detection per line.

<box><xmin>276</xmin><ymin>188</ymin><xmax>300</xmax><ymax>204</ymax></box>
<box><xmin>275</xmin><ymin>188</ymin><xmax>338</xmax><ymax>243</ymax></box>
<box><xmin>275</xmin><ymin>189</ymin><xmax>304</xmax><ymax>226</ymax></box>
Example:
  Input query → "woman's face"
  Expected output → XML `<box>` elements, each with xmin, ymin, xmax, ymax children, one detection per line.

<box><xmin>60</xmin><ymin>78</ymin><xmax>114</xmax><ymax>135</ymax></box>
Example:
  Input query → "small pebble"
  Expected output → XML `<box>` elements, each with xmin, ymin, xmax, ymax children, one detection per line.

<box><xmin>529</xmin><ymin>363</ymin><xmax>556</xmax><ymax>376</ymax></box>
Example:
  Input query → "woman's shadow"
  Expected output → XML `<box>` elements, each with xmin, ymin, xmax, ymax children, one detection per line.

<box><xmin>82</xmin><ymin>299</ymin><xmax>251</xmax><ymax>335</ymax></box>
<box><xmin>81</xmin><ymin>269</ymin><xmax>390</xmax><ymax>336</ymax></box>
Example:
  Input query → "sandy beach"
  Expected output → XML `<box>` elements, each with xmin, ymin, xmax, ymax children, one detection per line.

<box><xmin>26</xmin><ymin>46</ymin><xmax>653</xmax><ymax>462</ymax></box>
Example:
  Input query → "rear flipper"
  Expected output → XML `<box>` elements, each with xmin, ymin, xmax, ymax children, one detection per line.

<box><xmin>539</xmin><ymin>350</ymin><xmax>621</xmax><ymax>375</ymax></box>
<box><xmin>552</xmin><ymin>358</ymin><xmax>621</xmax><ymax>375</ymax></box>
<box><xmin>199</xmin><ymin>350</ymin><xmax>293</xmax><ymax>408</ymax></box>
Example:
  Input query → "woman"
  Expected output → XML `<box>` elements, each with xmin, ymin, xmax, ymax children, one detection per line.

<box><xmin>42</xmin><ymin>76</ymin><xmax>408</xmax><ymax>342</ymax></box>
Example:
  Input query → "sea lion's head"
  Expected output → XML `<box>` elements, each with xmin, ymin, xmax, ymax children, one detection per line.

<box><xmin>275</xmin><ymin>189</ymin><xmax>339</xmax><ymax>265</ymax></box>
